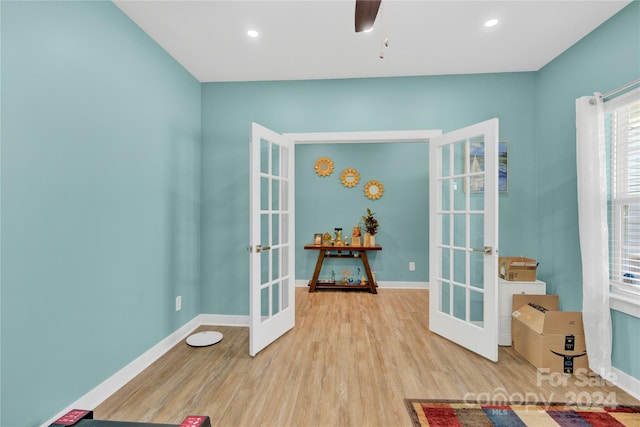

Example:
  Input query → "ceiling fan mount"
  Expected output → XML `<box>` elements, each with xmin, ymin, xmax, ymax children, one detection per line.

<box><xmin>354</xmin><ymin>0</ymin><xmax>382</xmax><ymax>33</ymax></box>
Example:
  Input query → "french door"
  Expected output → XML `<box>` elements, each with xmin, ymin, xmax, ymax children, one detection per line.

<box><xmin>429</xmin><ymin>118</ymin><xmax>500</xmax><ymax>361</ymax></box>
<box><xmin>249</xmin><ymin>123</ymin><xmax>295</xmax><ymax>357</ymax></box>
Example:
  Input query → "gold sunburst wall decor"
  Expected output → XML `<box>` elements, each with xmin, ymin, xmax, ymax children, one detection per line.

<box><xmin>364</xmin><ymin>180</ymin><xmax>384</xmax><ymax>200</ymax></box>
<box><xmin>340</xmin><ymin>168</ymin><xmax>360</xmax><ymax>188</ymax></box>
<box><xmin>314</xmin><ymin>157</ymin><xmax>334</xmax><ymax>177</ymax></box>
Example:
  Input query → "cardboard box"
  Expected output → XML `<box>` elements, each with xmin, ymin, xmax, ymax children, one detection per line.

<box><xmin>511</xmin><ymin>294</ymin><xmax>588</xmax><ymax>374</ymax></box>
<box><xmin>499</xmin><ymin>256</ymin><xmax>538</xmax><ymax>281</ymax></box>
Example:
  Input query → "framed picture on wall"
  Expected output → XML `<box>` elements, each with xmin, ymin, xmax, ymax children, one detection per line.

<box><xmin>468</xmin><ymin>141</ymin><xmax>508</xmax><ymax>193</ymax></box>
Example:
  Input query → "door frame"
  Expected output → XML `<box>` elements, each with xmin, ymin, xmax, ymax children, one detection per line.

<box><xmin>285</xmin><ymin>130</ymin><xmax>441</xmax><ymax>145</ymax></box>
<box><xmin>248</xmin><ymin>128</ymin><xmax>440</xmax><ymax>356</ymax></box>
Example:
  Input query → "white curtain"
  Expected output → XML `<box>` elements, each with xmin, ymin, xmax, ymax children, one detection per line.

<box><xmin>576</xmin><ymin>94</ymin><xmax>612</xmax><ymax>377</ymax></box>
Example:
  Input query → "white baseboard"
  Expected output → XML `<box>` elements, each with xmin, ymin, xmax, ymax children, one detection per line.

<box><xmin>197</xmin><ymin>313</ymin><xmax>250</xmax><ymax>327</ymax></box>
<box><xmin>41</xmin><ymin>315</ymin><xmax>230</xmax><ymax>427</ymax></box>
<box><xmin>611</xmin><ymin>367</ymin><xmax>640</xmax><ymax>402</ymax></box>
<box><xmin>378</xmin><ymin>281</ymin><xmax>429</xmax><ymax>289</ymax></box>
<box><xmin>295</xmin><ymin>279</ymin><xmax>428</xmax><ymax>289</ymax></box>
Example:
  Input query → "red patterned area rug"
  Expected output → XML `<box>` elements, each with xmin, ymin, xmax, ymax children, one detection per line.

<box><xmin>404</xmin><ymin>399</ymin><xmax>640</xmax><ymax>426</ymax></box>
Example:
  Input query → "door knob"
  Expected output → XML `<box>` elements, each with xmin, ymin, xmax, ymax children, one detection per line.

<box><xmin>472</xmin><ymin>246</ymin><xmax>493</xmax><ymax>255</ymax></box>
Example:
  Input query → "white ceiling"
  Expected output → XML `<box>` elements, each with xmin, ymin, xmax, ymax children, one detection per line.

<box><xmin>113</xmin><ymin>0</ymin><xmax>631</xmax><ymax>83</ymax></box>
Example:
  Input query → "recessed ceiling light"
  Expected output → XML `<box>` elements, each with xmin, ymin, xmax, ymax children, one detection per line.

<box><xmin>247</xmin><ymin>30</ymin><xmax>259</xmax><ymax>38</ymax></box>
<box><xmin>485</xmin><ymin>19</ymin><xmax>499</xmax><ymax>28</ymax></box>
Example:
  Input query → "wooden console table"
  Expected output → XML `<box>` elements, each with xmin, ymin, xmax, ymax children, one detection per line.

<box><xmin>304</xmin><ymin>244</ymin><xmax>382</xmax><ymax>294</ymax></box>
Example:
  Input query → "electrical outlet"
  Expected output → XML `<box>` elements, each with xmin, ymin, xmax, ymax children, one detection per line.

<box><xmin>176</xmin><ymin>296</ymin><xmax>182</xmax><ymax>311</ymax></box>
<box><xmin>409</xmin><ymin>262</ymin><xmax>416</xmax><ymax>271</ymax></box>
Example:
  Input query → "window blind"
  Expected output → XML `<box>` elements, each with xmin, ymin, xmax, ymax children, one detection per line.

<box><xmin>607</xmin><ymin>89</ymin><xmax>640</xmax><ymax>298</ymax></box>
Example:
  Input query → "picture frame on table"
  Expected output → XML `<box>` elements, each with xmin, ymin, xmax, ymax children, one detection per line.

<box><xmin>313</xmin><ymin>233</ymin><xmax>323</xmax><ymax>245</ymax></box>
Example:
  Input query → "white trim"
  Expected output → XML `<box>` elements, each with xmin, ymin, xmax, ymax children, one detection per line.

<box><xmin>41</xmin><ymin>314</ymin><xmax>249</xmax><ymax>427</ymax></box>
<box><xmin>375</xmin><ymin>281</ymin><xmax>429</xmax><ymax>289</ymax></box>
<box><xmin>284</xmin><ymin>129</ymin><xmax>441</xmax><ymax>144</ymax></box>
<box><xmin>198</xmin><ymin>313</ymin><xmax>250</xmax><ymax>327</ymax></box>
<box><xmin>610</xmin><ymin>367</ymin><xmax>640</xmax><ymax>401</ymax></box>
<box><xmin>295</xmin><ymin>279</ymin><xmax>428</xmax><ymax>289</ymax></box>
<box><xmin>603</xmin><ymin>87</ymin><xmax>640</xmax><ymax>111</ymax></box>
<box><xmin>610</xmin><ymin>292</ymin><xmax>640</xmax><ymax>318</ymax></box>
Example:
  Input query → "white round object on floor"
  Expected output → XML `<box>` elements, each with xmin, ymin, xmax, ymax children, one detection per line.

<box><xmin>186</xmin><ymin>331</ymin><xmax>223</xmax><ymax>347</ymax></box>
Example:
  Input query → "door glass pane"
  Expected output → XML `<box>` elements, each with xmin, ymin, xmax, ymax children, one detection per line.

<box><xmin>441</xmin><ymin>179</ymin><xmax>450</xmax><ymax>211</ymax></box>
<box><xmin>260</xmin><ymin>138</ymin><xmax>269</xmax><ymax>174</ymax></box>
<box><xmin>469</xmin><ymin>139</ymin><xmax>485</xmax><ymax>193</ymax></box>
<box><xmin>261</xmin><ymin>250</ymin><xmax>269</xmax><ymax>284</ymax></box>
<box><xmin>260</xmin><ymin>177</ymin><xmax>269</xmax><ymax>210</ymax></box>
<box><xmin>261</xmin><ymin>286</ymin><xmax>269</xmax><ymax>319</ymax></box>
<box><xmin>441</xmin><ymin>247</ymin><xmax>450</xmax><ymax>280</ymax></box>
<box><xmin>440</xmin><ymin>145</ymin><xmax>450</xmax><ymax>177</ymax></box>
<box><xmin>469</xmin><ymin>213</ymin><xmax>484</xmax><ymax>288</ymax></box>
<box><xmin>470</xmin><ymin>251</ymin><xmax>484</xmax><ymax>289</ymax></box>
<box><xmin>272</xmin><ymin>281</ymin><xmax>280</xmax><ymax>315</ymax></box>
<box><xmin>470</xmin><ymin>289</ymin><xmax>484</xmax><ymax>325</ymax></box>
<box><xmin>271</xmin><ymin>143</ymin><xmax>280</xmax><ymax>176</ymax></box>
<box><xmin>453</xmin><ymin>177</ymin><xmax>466</xmax><ymax>211</ymax></box>
<box><xmin>272</xmin><ymin>247</ymin><xmax>280</xmax><ymax>279</ymax></box>
<box><xmin>453</xmin><ymin>249</ymin><xmax>466</xmax><ymax>284</ymax></box>
<box><xmin>261</xmin><ymin>214</ymin><xmax>269</xmax><ymax>246</ymax></box>
<box><xmin>272</xmin><ymin>213</ymin><xmax>280</xmax><ymax>246</ymax></box>
<box><xmin>260</xmin><ymin>213</ymin><xmax>270</xmax><ymax>284</ymax></box>
<box><xmin>453</xmin><ymin>284</ymin><xmax>467</xmax><ymax>320</ymax></box>
<box><xmin>470</xmin><ymin>213</ymin><xmax>483</xmax><ymax>249</ymax></box>
<box><xmin>272</xmin><ymin>178</ymin><xmax>280</xmax><ymax>210</ymax></box>
<box><xmin>281</xmin><ymin>213</ymin><xmax>289</xmax><ymax>244</ymax></box>
<box><xmin>453</xmin><ymin>140</ymin><xmax>466</xmax><ymax>176</ymax></box>
<box><xmin>281</xmin><ymin>245</ymin><xmax>289</xmax><ymax>274</ymax></box>
<box><xmin>469</xmin><ymin>139</ymin><xmax>485</xmax><ymax>171</ymax></box>
<box><xmin>440</xmin><ymin>214</ymin><xmax>450</xmax><ymax>245</ymax></box>
<box><xmin>281</xmin><ymin>180</ymin><xmax>289</xmax><ymax>211</ymax></box>
<box><xmin>453</xmin><ymin>214</ymin><xmax>466</xmax><ymax>247</ymax></box>
<box><xmin>439</xmin><ymin>280</ymin><xmax>450</xmax><ymax>314</ymax></box>
<box><xmin>470</xmin><ymin>189</ymin><xmax>485</xmax><ymax>210</ymax></box>
<box><xmin>282</xmin><ymin>277</ymin><xmax>289</xmax><ymax>310</ymax></box>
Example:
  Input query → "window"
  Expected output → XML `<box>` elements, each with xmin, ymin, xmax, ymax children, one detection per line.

<box><xmin>606</xmin><ymin>88</ymin><xmax>640</xmax><ymax>316</ymax></box>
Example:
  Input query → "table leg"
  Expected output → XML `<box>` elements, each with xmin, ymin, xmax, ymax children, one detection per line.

<box><xmin>308</xmin><ymin>250</ymin><xmax>326</xmax><ymax>292</ymax></box>
<box><xmin>359</xmin><ymin>251</ymin><xmax>377</xmax><ymax>294</ymax></box>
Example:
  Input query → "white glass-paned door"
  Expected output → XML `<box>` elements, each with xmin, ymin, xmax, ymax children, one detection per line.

<box><xmin>249</xmin><ymin>123</ymin><xmax>295</xmax><ymax>357</ymax></box>
<box><xmin>429</xmin><ymin>119</ymin><xmax>499</xmax><ymax>362</ymax></box>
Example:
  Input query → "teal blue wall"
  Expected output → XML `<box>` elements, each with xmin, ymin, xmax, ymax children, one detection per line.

<box><xmin>534</xmin><ymin>1</ymin><xmax>640</xmax><ymax>378</ymax></box>
<box><xmin>295</xmin><ymin>142</ymin><xmax>430</xmax><ymax>284</ymax></box>
<box><xmin>1</xmin><ymin>2</ymin><xmax>201</xmax><ymax>426</ymax></box>
<box><xmin>201</xmin><ymin>73</ymin><xmax>537</xmax><ymax>314</ymax></box>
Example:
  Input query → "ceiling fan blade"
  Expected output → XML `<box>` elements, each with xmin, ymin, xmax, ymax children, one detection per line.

<box><xmin>355</xmin><ymin>0</ymin><xmax>381</xmax><ymax>33</ymax></box>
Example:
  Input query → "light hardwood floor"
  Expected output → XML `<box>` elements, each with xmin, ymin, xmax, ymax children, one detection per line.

<box><xmin>96</xmin><ymin>287</ymin><xmax>639</xmax><ymax>426</ymax></box>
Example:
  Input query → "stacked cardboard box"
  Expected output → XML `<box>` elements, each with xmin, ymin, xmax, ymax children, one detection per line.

<box><xmin>499</xmin><ymin>256</ymin><xmax>538</xmax><ymax>281</ymax></box>
<box><xmin>511</xmin><ymin>294</ymin><xmax>588</xmax><ymax>374</ymax></box>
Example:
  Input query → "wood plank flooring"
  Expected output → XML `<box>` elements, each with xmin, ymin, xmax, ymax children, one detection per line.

<box><xmin>96</xmin><ymin>288</ymin><xmax>639</xmax><ymax>426</ymax></box>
